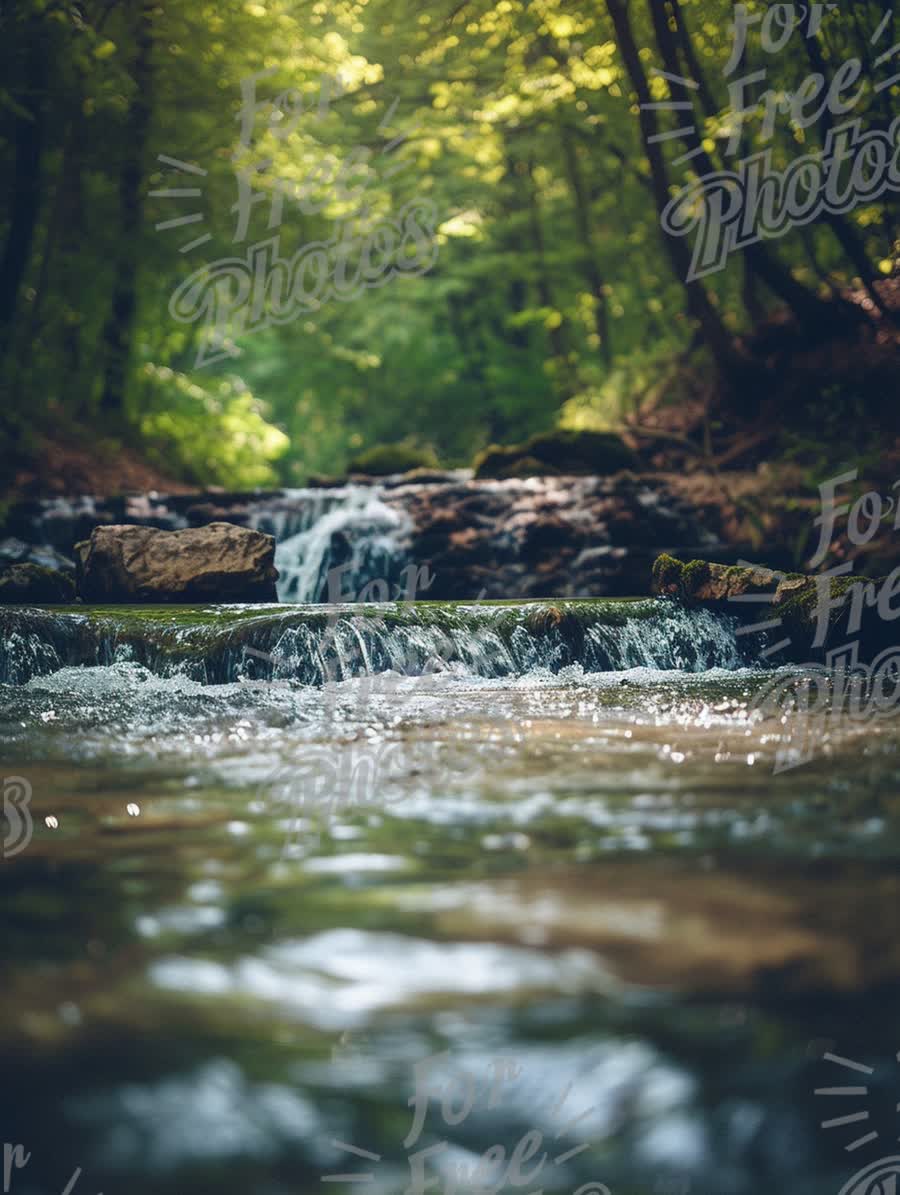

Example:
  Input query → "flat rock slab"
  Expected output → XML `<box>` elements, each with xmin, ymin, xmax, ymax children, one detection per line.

<box><xmin>651</xmin><ymin>552</ymin><xmax>900</xmax><ymax>663</ymax></box>
<box><xmin>75</xmin><ymin>522</ymin><xmax>278</xmax><ymax>603</ymax></box>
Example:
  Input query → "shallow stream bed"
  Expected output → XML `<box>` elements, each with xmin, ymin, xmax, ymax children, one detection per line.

<box><xmin>1</xmin><ymin>601</ymin><xmax>899</xmax><ymax>1195</ymax></box>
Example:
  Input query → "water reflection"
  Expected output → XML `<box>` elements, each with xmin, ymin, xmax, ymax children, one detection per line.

<box><xmin>2</xmin><ymin>638</ymin><xmax>900</xmax><ymax>1193</ymax></box>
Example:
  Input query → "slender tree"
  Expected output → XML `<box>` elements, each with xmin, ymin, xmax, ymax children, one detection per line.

<box><xmin>649</xmin><ymin>0</ymin><xmax>836</xmax><ymax>328</ymax></box>
<box><xmin>605</xmin><ymin>0</ymin><xmax>741</xmax><ymax>377</ymax></box>
<box><xmin>99</xmin><ymin>1</ymin><xmax>154</xmax><ymax>418</ymax></box>
<box><xmin>0</xmin><ymin>14</ymin><xmax>46</xmax><ymax>360</ymax></box>
<box><xmin>559</xmin><ymin>122</ymin><xmax>612</xmax><ymax>369</ymax></box>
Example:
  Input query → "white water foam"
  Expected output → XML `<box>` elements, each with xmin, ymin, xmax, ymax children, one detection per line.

<box><xmin>249</xmin><ymin>487</ymin><xmax>412</xmax><ymax>602</ymax></box>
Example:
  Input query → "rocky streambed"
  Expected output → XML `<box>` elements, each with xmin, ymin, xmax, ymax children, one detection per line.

<box><xmin>1</xmin><ymin>471</ymin><xmax>731</xmax><ymax>603</ymax></box>
<box><xmin>3</xmin><ymin>481</ymin><xmax>900</xmax><ymax>1195</ymax></box>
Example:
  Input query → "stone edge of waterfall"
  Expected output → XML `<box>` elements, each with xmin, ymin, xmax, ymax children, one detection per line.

<box><xmin>0</xmin><ymin>598</ymin><xmax>751</xmax><ymax>687</ymax></box>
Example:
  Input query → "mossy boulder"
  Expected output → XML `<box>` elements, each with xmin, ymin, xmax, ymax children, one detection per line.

<box><xmin>651</xmin><ymin>554</ymin><xmax>786</xmax><ymax>603</ymax></box>
<box><xmin>478</xmin><ymin>453</ymin><xmax>548</xmax><ymax>481</ymax></box>
<box><xmin>652</xmin><ymin>553</ymin><xmax>900</xmax><ymax>663</ymax></box>
<box><xmin>473</xmin><ymin>429</ymin><xmax>636</xmax><ymax>479</ymax></box>
<box><xmin>0</xmin><ymin>563</ymin><xmax>76</xmax><ymax>604</ymax></box>
<box><xmin>347</xmin><ymin>442</ymin><xmax>439</xmax><ymax>477</ymax></box>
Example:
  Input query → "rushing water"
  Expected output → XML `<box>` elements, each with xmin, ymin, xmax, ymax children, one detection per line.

<box><xmin>247</xmin><ymin>486</ymin><xmax>413</xmax><ymax>603</ymax></box>
<box><xmin>2</xmin><ymin>599</ymin><xmax>900</xmax><ymax>1195</ymax></box>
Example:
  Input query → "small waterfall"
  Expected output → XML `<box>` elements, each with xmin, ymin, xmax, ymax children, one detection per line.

<box><xmin>585</xmin><ymin>605</ymin><xmax>745</xmax><ymax>672</ymax></box>
<box><xmin>255</xmin><ymin>487</ymin><xmax>412</xmax><ymax>603</ymax></box>
<box><xmin>0</xmin><ymin>601</ymin><xmax>753</xmax><ymax>688</ymax></box>
<box><xmin>244</xmin><ymin>487</ymin><xmax>345</xmax><ymax>543</ymax></box>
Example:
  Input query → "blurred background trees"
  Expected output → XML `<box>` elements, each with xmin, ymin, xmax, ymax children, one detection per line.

<box><xmin>0</xmin><ymin>0</ymin><xmax>896</xmax><ymax>488</ymax></box>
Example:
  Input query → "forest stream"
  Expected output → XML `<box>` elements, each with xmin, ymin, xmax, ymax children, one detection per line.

<box><xmin>2</xmin><ymin>594</ymin><xmax>899</xmax><ymax>1195</ymax></box>
<box><xmin>4</xmin><ymin>0</ymin><xmax>900</xmax><ymax>1191</ymax></box>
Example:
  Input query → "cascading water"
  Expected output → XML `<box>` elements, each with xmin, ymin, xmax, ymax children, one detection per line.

<box><xmin>0</xmin><ymin>600</ymin><xmax>753</xmax><ymax>688</ymax></box>
<box><xmin>251</xmin><ymin>487</ymin><xmax>413</xmax><ymax>603</ymax></box>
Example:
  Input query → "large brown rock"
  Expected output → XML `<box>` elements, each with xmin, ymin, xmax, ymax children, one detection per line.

<box><xmin>75</xmin><ymin>522</ymin><xmax>278</xmax><ymax>603</ymax></box>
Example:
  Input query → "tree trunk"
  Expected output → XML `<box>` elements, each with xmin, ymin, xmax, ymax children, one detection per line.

<box><xmin>649</xmin><ymin>0</ymin><xmax>833</xmax><ymax>329</ymax></box>
<box><xmin>501</xmin><ymin>152</ymin><xmax>534</xmax><ymax>351</ymax></box>
<box><xmin>525</xmin><ymin>155</ymin><xmax>578</xmax><ymax>400</ymax></box>
<box><xmin>0</xmin><ymin>22</ymin><xmax>46</xmax><ymax>360</ymax></box>
<box><xmin>99</xmin><ymin>1</ymin><xmax>154</xmax><ymax>419</ymax></box>
<box><xmin>668</xmin><ymin>0</ymin><xmax>719</xmax><ymax>118</ymax></box>
<box><xmin>741</xmin><ymin>260</ymin><xmax>766</xmax><ymax>326</ymax></box>
<box><xmin>605</xmin><ymin>0</ymin><xmax>740</xmax><ymax>378</ymax></box>
<box><xmin>804</xmin><ymin>29</ymin><xmax>892</xmax><ymax>318</ymax></box>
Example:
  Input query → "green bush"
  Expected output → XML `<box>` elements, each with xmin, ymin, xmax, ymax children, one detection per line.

<box><xmin>137</xmin><ymin>365</ymin><xmax>289</xmax><ymax>488</ymax></box>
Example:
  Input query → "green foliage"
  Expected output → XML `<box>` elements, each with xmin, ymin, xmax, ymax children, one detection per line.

<box><xmin>0</xmin><ymin>0</ymin><xmax>895</xmax><ymax>490</ymax></box>
<box><xmin>137</xmin><ymin>366</ymin><xmax>288</xmax><ymax>488</ymax></box>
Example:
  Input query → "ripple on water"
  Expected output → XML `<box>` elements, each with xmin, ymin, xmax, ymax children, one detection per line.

<box><xmin>148</xmin><ymin>930</ymin><xmax>617</xmax><ymax>1030</ymax></box>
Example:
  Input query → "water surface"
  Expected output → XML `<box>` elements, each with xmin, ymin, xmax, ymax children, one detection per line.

<box><xmin>2</xmin><ymin>601</ymin><xmax>899</xmax><ymax>1195</ymax></box>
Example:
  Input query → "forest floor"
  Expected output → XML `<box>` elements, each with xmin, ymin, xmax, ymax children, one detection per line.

<box><xmin>7</xmin><ymin>430</ymin><xmax>195</xmax><ymax>500</ymax></box>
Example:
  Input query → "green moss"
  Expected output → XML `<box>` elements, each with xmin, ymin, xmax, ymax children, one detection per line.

<box><xmin>18</xmin><ymin>597</ymin><xmax>665</xmax><ymax>668</ymax></box>
<box><xmin>682</xmin><ymin>559</ymin><xmax>711</xmax><ymax>588</ymax></box>
<box><xmin>473</xmin><ymin>429</ymin><xmax>636</xmax><ymax>479</ymax></box>
<box><xmin>528</xmin><ymin>429</ymin><xmax>636</xmax><ymax>471</ymax></box>
<box><xmin>651</xmin><ymin>553</ymin><xmax>685</xmax><ymax>596</ymax></box>
<box><xmin>478</xmin><ymin>452</ymin><xmax>549</xmax><ymax>480</ymax></box>
<box><xmin>776</xmin><ymin>575</ymin><xmax>855</xmax><ymax>623</ymax></box>
<box><xmin>347</xmin><ymin>441</ymin><xmax>439</xmax><ymax>476</ymax></box>
<box><xmin>472</xmin><ymin>444</ymin><xmax>518</xmax><ymax>478</ymax></box>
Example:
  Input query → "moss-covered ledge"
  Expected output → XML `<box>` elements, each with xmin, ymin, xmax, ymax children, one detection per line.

<box><xmin>0</xmin><ymin>597</ymin><xmax>668</xmax><ymax>686</ymax></box>
<box><xmin>651</xmin><ymin>553</ymin><xmax>900</xmax><ymax>664</ymax></box>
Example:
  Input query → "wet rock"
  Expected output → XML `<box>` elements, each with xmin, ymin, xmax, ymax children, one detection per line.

<box><xmin>0</xmin><ymin>563</ymin><xmax>75</xmax><ymax>604</ymax></box>
<box><xmin>523</xmin><ymin>515</ymin><xmax>586</xmax><ymax>553</ymax></box>
<box><xmin>652</xmin><ymin>555</ymin><xmax>785</xmax><ymax>602</ymax></box>
<box><xmin>400</xmin><ymin>476</ymin><xmax>720</xmax><ymax>599</ymax></box>
<box><xmin>412</xmin><ymin>509</ymin><xmax>465</xmax><ymax>555</ymax></box>
<box><xmin>75</xmin><ymin>522</ymin><xmax>278</xmax><ymax>603</ymax></box>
